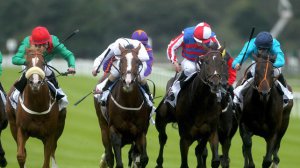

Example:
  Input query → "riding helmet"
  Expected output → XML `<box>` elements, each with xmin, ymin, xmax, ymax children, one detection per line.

<box><xmin>31</xmin><ymin>26</ymin><xmax>51</xmax><ymax>44</ymax></box>
<box><xmin>254</xmin><ymin>31</ymin><xmax>273</xmax><ymax>49</ymax></box>
<box><xmin>131</xmin><ymin>29</ymin><xmax>148</xmax><ymax>45</ymax></box>
<box><xmin>193</xmin><ymin>22</ymin><xmax>212</xmax><ymax>44</ymax></box>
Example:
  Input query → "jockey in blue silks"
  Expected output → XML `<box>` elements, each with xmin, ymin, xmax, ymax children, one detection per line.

<box><xmin>232</xmin><ymin>31</ymin><xmax>293</xmax><ymax>108</ymax></box>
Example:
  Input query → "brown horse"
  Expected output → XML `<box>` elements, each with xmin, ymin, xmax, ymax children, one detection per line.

<box><xmin>0</xmin><ymin>89</ymin><xmax>7</xmax><ymax>167</ymax></box>
<box><xmin>94</xmin><ymin>44</ymin><xmax>151</xmax><ymax>168</ymax></box>
<box><xmin>155</xmin><ymin>47</ymin><xmax>227</xmax><ymax>168</ymax></box>
<box><xmin>237</xmin><ymin>52</ymin><xmax>293</xmax><ymax>168</ymax></box>
<box><xmin>6</xmin><ymin>46</ymin><xmax>66</xmax><ymax>168</ymax></box>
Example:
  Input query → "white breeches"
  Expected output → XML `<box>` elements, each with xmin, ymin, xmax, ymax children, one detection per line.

<box><xmin>181</xmin><ymin>58</ymin><xmax>199</xmax><ymax>76</ymax></box>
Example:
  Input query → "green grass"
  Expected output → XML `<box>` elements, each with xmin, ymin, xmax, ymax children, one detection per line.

<box><xmin>1</xmin><ymin>68</ymin><xmax>300</xmax><ymax>167</ymax></box>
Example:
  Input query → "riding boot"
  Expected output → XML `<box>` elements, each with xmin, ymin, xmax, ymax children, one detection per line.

<box><xmin>47</xmin><ymin>72</ymin><xmax>59</xmax><ymax>88</ymax></box>
<box><xmin>100</xmin><ymin>80</ymin><xmax>114</xmax><ymax>106</ymax></box>
<box><xmin>14</xmin><ymin>73</ymin><xmax>27</xmax><ymax>92</ymax></box>
<box><xmin>102</xmin><ymin>79</ymin><xmax>114</xmax><ymax>92</ymax></box>
<box><xmin>0</xmin><ymin>82</ymin><xmax>6</xmax><ymax>97</ymax></box>
<box><xmin>277</xmin><ymin>73</ymin><xmax>287</xmax><ymax>87</ymax></box>
<box><xmin>166</xmin><ymin>72</ymin><xmax>187</xmax><ymax>102</ymax></box>
<box><xmin>141</xmin><ymin>83</ymin><xmax>153</xmax><ymax>102</ymax></box>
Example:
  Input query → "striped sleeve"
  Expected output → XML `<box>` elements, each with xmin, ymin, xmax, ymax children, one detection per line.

<box><xmin>167</xmin><ymin>34</ymin><xmax>184</xmax><ymax>63</ymax></box>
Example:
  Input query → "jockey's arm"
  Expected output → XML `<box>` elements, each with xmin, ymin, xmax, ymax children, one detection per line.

<box><xmin>232</xmin><ymin>39</ymin><xmax>256</xmax><ymax>70</ymax></box>
<box><xmin>167</xmin><ymin>34</ymin><xmax>184</xmax><ymax>64</ymax></box>
<box><xmin>92</xmin><ymin>44</ymin><xmax>115</xmax><ymax>76</ymax></box>
<box><xmin>51</xmin><ymin>36</ymin><xmax>76</xmax><ymax>70</ymax></box>
<box><xmin>12</xmin><ymin>37</ymin><xmax>29</xmax><ymax>66</ymax></box>
<box><xmin>272</xmin><ymin>39</ymin><xmax>285</xmax><ymax>68</ymax></box>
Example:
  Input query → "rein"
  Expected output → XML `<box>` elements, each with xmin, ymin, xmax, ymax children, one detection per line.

<box><xmin>110</xmin><ymin>93</ymin><xmax>144</xmax><ymax>111</ymax></box>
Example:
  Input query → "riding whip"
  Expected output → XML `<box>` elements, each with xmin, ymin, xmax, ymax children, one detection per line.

<box><xmin>240</xmin><ymin>27</ymin><xmax>255</xmax><ymax>67</ymax></box>
<box><xmin>52</xmin><ymin>29</ymin><xmax>80</xmax><ymax>51</ymax></box>
<box><xmin>95</xmin><ymin>48</ymin><xmax>111</xmax><ymax>74</ymax></box>
<box><xmin>73</xmin><ymin>91</ymin><xmax>93</xmax><ymax>106</ymax></box>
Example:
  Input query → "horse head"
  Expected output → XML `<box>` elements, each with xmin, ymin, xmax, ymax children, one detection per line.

<box><xmin>198</xmin><ymin>45</ymin><xmax>227</xmax><ymax>93</ymax></box>
<box><xmin>118</xmin><ymin>43</ymin><xmax>142</xmax><ymax>92</ymax></box>
<box><xmin>24</xmin><ymin>46</ymin><xmax>46</xmax><ymax>92</ymax></box>
<box><xmin>252</xmin><ymin>51</ymin><xmax>276</xmax><ymax>101</ymax></box>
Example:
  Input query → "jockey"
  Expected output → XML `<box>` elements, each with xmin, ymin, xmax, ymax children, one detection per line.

<box><xmin>10</xmin><ymin>26</ymin><xmax>76</xmax><ymax>111</ymax></box>
<box><xmin>92</xmin><ymin>37</ymin><xmax>150</xmax><ymax>100</ymax></box>
<box><xmin>232</xmin><ymin>31</ymin><xmax>293</xmax><ymax>107</ymax></box>
<box><xmin>0</xmin><ymin>51</ymin><xmax>6</xmax><ymax>105</ymax></box>
<box><xmin>93</xmin><ymin>30</ymin><xmax>154</xmax><ymax>102</ymax></box>
<box><xmin>165</xmin><ymin>22</ymin><xmax>236</xmax><ymax>107</ymax></box>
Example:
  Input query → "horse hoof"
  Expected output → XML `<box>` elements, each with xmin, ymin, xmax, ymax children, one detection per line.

<box><xmin>271</xmin><ymin>162</ymin><xmax>278</xmax><ymax>168</ymax></box>
<box><xmin>211</xmin><ymin>160</ymin><xmax>220</xmax><ymax>168</ymax></box>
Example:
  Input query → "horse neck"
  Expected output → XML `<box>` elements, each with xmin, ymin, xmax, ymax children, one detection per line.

<box><xmin>113</xmin><ymin>81</ymin><xmax>143</xmax><ymax>104</ymax></box>
<box><xmin>185</xmin><ymin>72</ymin><xmax>211</xmax><ymax>101</ymax></box>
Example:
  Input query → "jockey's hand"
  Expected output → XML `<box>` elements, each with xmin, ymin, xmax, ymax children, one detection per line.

<box><xmin>67</xmin><ymin>67</ymin><xmax>76</xmax><ymax>75</ymax></box>
<box><xmin>173</xmin><ymin>62</ymin><xmax>181</xmax><ymax>72</ymax></box>
<box><xmin>235</xmin><ymin>63</ymin><xmax>241</xmax><ymax>71</ymax></box>
<box><xmin>92</xmin><ymin>70</ymin><xmax>98</xmax><ymax>77</ymax></box>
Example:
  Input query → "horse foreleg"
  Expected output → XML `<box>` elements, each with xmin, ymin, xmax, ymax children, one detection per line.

<box><xmin>110</xmin><ymin>126</ymin><xmax>123</xmax><ymax>168</ymax></box>
<box><xmin>209</xmin><ymin>131</ymin><xmax>220</xmax><ymax>168</ymax></box>
<box><xmin>263</xmin><ymin>135</ymin><xmax>277</xmax><ymax>168</ymax></box>
<box><xmin>0</xmin><ymin>131</ymin><xmax>7</xmax><ymax>167</ymax></box>
<box><xmin>179</xmin><ymin>137</ymin><xmax>192</xmax><ymax>168</ymax></box>
<box><xmin>239</xmin><ymin>123</ymin><xmax>254</xmax><ymax>168</ymax></box>
<box><xmin>155</xmin><ymin>114</ymin><xmax>168</xmax><ymax>168</ymax></box>
<box><xmin>132</xmin><ymin>133</ymin><xmax>148</xmax><ymax>168</ymax></box>
<box><xmin>43</xmin><ymin>136</ymin><xmax>56</xmax><ymax>168</ymax></box>
<box><xmin>16</xmin><ymin>127</ymin><xmax>29</xmax><ymax>168</ymax></box>
<box><xmin>220</xmin><ymin>137</ymin><xmax>231</xmax><ymax>168</ymax></box>
<box><xmin>195</xmin><ymin>138</ymin><xmax>208</xmax><ymax>168</ymax></box>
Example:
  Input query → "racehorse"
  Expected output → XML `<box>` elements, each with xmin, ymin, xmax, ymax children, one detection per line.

<box><xmin>94</xmin><ymin>43</ymin><xmax>151</xmax><ymax>168</ymax></box>
<box><xmin>6</xmin><ymin>46</ymin><xmax>66</xmax><ymax>168</ymax></box>
<box><xmin>0</xmin><ymin>90</ymin><xmax>7</xmax><ymax>167</ymax></box>
<box><xmin>155</xmin><ymin>47</ymin><xmax>227</xmax><ymax>168</ymax></box>
<box><xmin>237</xmin><ymin>51</ymin><xmax>293</xmax><ymax>168</ymax></box>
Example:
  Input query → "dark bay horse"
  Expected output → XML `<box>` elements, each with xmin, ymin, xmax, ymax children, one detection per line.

<box><xmin>155</xmin><ymin>47</ymin><xmax>227</xmax><ymax>168</ymax></box>
<box><xmin>237</xmin><ymin>52</ymin><xmax>293</xmax><ymax>168</ymax></box>
<box><xmin>0</xmin><ymin>90</ymin><xmax>7</xmax><ymax>167</ymax></box>
<box><xmin>6</xmin><ymin>46</ymin><xmax>66</xmax><ymax>168</ymax></box>
<box><xmin>94</xmin><ymin>44</ymin><xmax>151</xmax><ymax>168</ymax></box>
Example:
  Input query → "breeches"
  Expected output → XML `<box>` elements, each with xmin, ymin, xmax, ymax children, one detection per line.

<box><xmin>181</xmin><ymin>58</ymin><xmax>199</xmax><ymax>76</ymax></box>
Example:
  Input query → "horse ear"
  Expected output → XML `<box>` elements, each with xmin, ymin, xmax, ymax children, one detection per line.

<box><xmin>252</xmin><ymin>53</ymin><xmax>259</xmax><ymax>62</ymax></box>
<box><xmin>119</xmin><ymin>43</ymin><xmax>125</xmax><ymax>53</ymax></box>
<box><xmin>133</xmin><ymin>43</ymin><xmax>141</xmax><ymax>54</ymax></box>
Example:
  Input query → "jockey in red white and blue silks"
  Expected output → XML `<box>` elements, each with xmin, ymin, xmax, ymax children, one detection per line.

<box><xmin>165</xmin><ymin>22</ymin><xmax>236</xmax><ymax>107</ymax></box>
<box><xmin>167</xmin><ymin>22</ymin><xmax>236</xmax><ymax>86</ymax></box>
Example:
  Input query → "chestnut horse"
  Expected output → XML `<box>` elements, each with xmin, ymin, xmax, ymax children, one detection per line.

<box><xmin>155</xmin><ymin>47</ymin><xmax>227</xmax><ymax>168</ymax></box>
<box><xmin>6</xmin><ymin>46</ymin><xmax>66</xmax><ymax>168</ymax></box>
<box><xmin>94</xmin><ymin>44</ymin><xmax>151</xmax><ymax>168</ymax></box>
<box><xmin>237</xmin><ymin>52</ymin><xmax>293</xmax><ymax>168</ymax></box>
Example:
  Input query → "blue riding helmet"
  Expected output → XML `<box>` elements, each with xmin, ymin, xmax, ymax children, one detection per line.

<box><xmin>254</xmin><ymin>32</ymin><xmax>273</xmax><ymax>49</ymax></box>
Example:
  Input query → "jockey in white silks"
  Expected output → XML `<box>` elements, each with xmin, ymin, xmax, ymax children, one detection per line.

<box><xmin>232</xmin><ymin>31</ymin><xmax>293</xmax><ymax>109</ymax></box>
<box><xmin>92</xmin><ymin>38</ymin><xmax>155</xmax><ymax>121</ymax></box>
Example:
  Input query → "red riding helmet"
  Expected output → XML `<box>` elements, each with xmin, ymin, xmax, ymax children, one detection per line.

<box><xmin>193</xmin><ymin>22</ymin><xmax>212</xmax><ymax>44</ymax></box>
<box><xmin>31</xmin><ymin>26</ymin><xmax>51</xmax><ymax>44</ymax></box>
